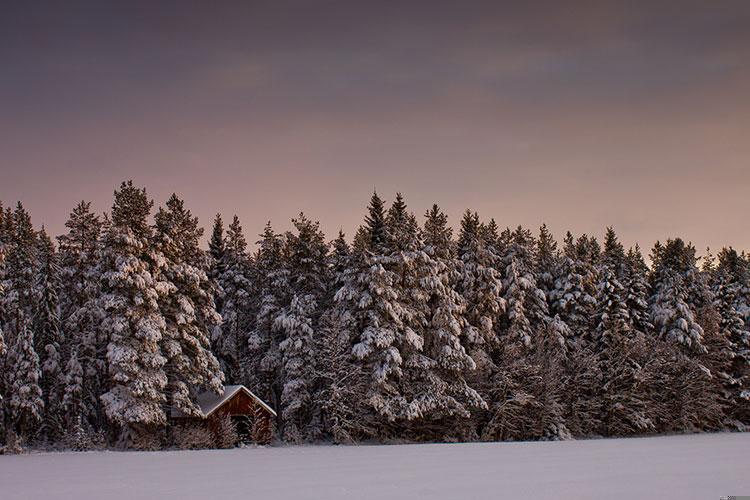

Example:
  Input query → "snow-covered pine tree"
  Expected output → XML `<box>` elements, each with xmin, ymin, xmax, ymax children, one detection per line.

<box><xmin>318</xmin><ymin>231</ymin><xmax>375</xmax><ymax>442</ymax></box>
<box><xmin>334</xmin><ymin>193</ymin><xmax>412</xmax><ymax>435</ymax></box>
<box><xmin>549</xmin><ymin>232</ymin><xmax>598</xmax><ymax>348</ymax></box>
<box><xmin>274</xmin><ymin>213</ymin><xmax>328</xmax><ymax>442</ymax></box>
<box><xmin>536</xmin><ymin>224</ymin><xmax>559</xmax><ymax>301</ymax></box>
<box><xmin>716</xmin><ymin>247</ymin><xmax>750</xmax><ymax>332</ymax></box>
<box><xmin>57</xmin><ymin>201</ymin><xmax>105</xmax><ymax>431</ymax></box>
<box><xmin>602</xmin><ymin>227</ymin><xmax>627</xmax><ymax>279</ymax></box>
<box><xmin>249</xmin><ymin>222</ymin><xmax>290</xmax><ymax>407</ymax></box>
<box><xmin>0</xmin><ymin>202</ymin><xmax>8</xmax><ymax>443</ymax></box>
<box><xmin>623</xmin><ymin>245</ymin><xmax>653</xmax><ymax>335</ymax></box>
<box><xmin>61</xmin><ymin>347</ymin><xmax>85</xmax><ymax>433</ymax></box>
<box><xmin>98</xmin><ymin>181</ymin><xmax>169</xmax><ymax>447</ymax></box>
<box><xmin>649</xmin><ymin>239</ymin><xmax>706</xmax><ymax>353</ymax></box>
<box><xmin>711</xmin><ymin>269</ymin><xmax>750</xmax><ymax>425</ymax></box>
<box><xmin>499</xmin><ymin>226</ymin><xmax>549</xmax><ymax>349</ymax></box>
<box><xmin>1</xmin><ymin>203</ymin><xmax>44</xmax><ymax>442</ymax></box>
<box><xmin>33</xmin><ymin>227</ymin><xmax>64</xmax><ymax>439</ymax></box>
<box><xmin>589</xmin><ymin>264</ymin><xmax>655</xmax><ymax>436</ymax></box>
<box><xmin>418</xmin><ymin>204</ymin><xmax>485</xmax><ymax>439</ymax></box>
<box><xmin>208</xmin><ymin>214</ymin><xmax>226</xmax><ymax>279</ymax></box>
<box><xmin>154</xmin><ymin>194</ymin><xmax>224</xmax><ymax>418</ymax></box>
<box><xmin>213</xmin><ymin>215</ymin><xmax>253</xmax><ymax>384</ymax></box>
<box><xmin>456</xmin><ymin>210</ymin><xmax>505</xmax><ymax>349</ymax></box>
<box><xmin>6</xmin><ymin>320</ymin><xmax>44</xmax><ymax>440</ymax></box>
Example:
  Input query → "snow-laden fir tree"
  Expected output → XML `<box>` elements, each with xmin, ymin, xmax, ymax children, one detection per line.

<box><xmin>650</xmin><ymin>239</ymin><xmax>706</xmax><ymax>353</ymax></box>
<box><xmin>335</xmin><ymin>193</ymin><xmax>414</xmax><ymax>432</ymax></box>
<box><xmin>549</xmin><ymin>232</ymin><xmax>598</xmax><ymax>348</ymax></box>
<box><xmin>208</xmin><ymin>214</ymin><xmax>226</xmax><ymax>281</ymax></box>
<box><xmin>275</xmin><ymin>213</ymin><xmax>328</xmax><ymax>442</ymax></box>
<box><xmin>318</xmin><ymin>231</ymin><xmax>374</xmax><ymax>442</ymax></box>
<box><xmin>711</xmin><ymin>271</ymin><xmax>750</xmax><ymax>424</ymax></box>
<box><xmin>455</xmin><ymin>210</ymin><xmax>505</xmax><ymax>349</ymax></box>
<box><xmin>248</xmin><ymin>221</ymin><xmax>290</xmax><ymax>417</ymax></box>
<box><xmin>418</xmin><ymin>205</ymin><xmax>485</xmax><ymax>438</ymax></box>
<box><xmin>6</xmin><ymin>320</ymin><xmax>44</xmax><ymax>439</ymax></box>
<box><xmin>536</xmin><ymin>224</ymin><xmax>559</xmax><ymax>301</ymax></box>
<box><xmin>61</xmin><ymin>347</ymin><xmax>85</xmax><ymax>432</ymax></box>
<box><xmin>1</xmin><ymin>203</ymin><xmax>44</xmax><ymax>441</ymax></box>
<box><xmin>33</xmin><ymin>228</ymin><xmax>64</xmax><ymax>438</ymax></box>
<box><xmin>499</xmin><ymin>226</ymin><xmax>549</xmax><ymax>349</ymax></box>
<box><xmin>213</xmin><ymin>215</ymin><xmax>253</xmax><ymax>384</ymax></box>
<box><xmin>623</xmin><ymin>245</ymin><xmax>653</xmax><ymax>335</ymax></box>
<box><xmin>1</xmin><ymin>203</ymin><xmax>38</xmax><ymax>331</ymax></box>
<box><xmin>99</xmin><ymin>181</ymin><xmax>169</xmax><ymax>447</ymax></box>
<box><xmin>716</xmin><ymin>247</ymin><xmax>750</xmax><ymax>331</ymax></box>
<box><xmin>57</xmin><ymin>201</ymin><xmax>105</xmax><ymax>430</ymax></box>
<box><xmin>589</xmin><ymin>265</ymin><xmax>654</xmax><ymax>435</ymax></box>
<box><xmin>154</xmin><ymin>194</ymin><xmax>224</xmax><ymax>417</ymax></box>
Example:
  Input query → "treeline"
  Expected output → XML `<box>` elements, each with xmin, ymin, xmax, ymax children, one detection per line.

<box><xmin>0</xmin><ymin>181</ymin><xmax>748</xmax><ymax>450</ymax></box>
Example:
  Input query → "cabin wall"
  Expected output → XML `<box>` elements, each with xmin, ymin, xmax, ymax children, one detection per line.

<box><xmin>171</xmin><ymin>391</ymin><xmax>275</xmax><ymax>445</ymax></box>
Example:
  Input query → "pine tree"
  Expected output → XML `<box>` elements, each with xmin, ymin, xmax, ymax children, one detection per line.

<box><xmin>712</xmin><ymin>274</ymin><xmax>750</xmax><ymax>424</ymax></box>
<box><xmin>214</xmin><ymin>215</ymin><xmax>253</xmax><ymax>384</ymax></box>
<box><xmin>624</xmin><ymin>245</ymin><xmax>653</xmax><ymax>335</ymax></box>
<box><xmin>99</xmin><ymin>181</ymin><xmax>168</xmax><ymax>446</ymax></box>
<box><xmin>500</xmin><ymin>226</ymin><xmax>549</xmax><ymax>349</ymax></box>
<box><xmin>650</xmin><ymin>239</ymin><xmax>706</xmax><ymax>353</ymax></box>
<box><xmin>61</xmin><ymin>348</ymin><xmax>85</xmax><ymax>430</ymax></box>
<box><xmin>275</xmin><ymin>213</ymin><xmax>328</xmax><ymax>442</ymax></box>
<box><xmin>154</xmin><ymin>194</ymin><xmax>224</xmax><ymax>417</ymax></box>
<box><xmin>549</xmin><ymin>233</ymin><xmax>598</xmax><ymax>347</ymax></box>
<box><xmin>363</xmin><ymin>191</ymin><xmax>387</xmax><ymax>252</ymax></box>
<box><xmin>246</xmin><ymin>222</ymin><xmax>289</xmax><ymax>420</ymax></box>
<box><xmin>456</xmin><ymin>211</ymin><xmax>505</xmax><ymax>349</ymax></box>
<box><xmin>318</xmin><ymin>231</ymin><xmax>375</xmax><ymax>442</ymax></box>
<box><xmin>33</xmin><ymin>228</ymin><xmax>64</xmax><ymax>438</ymax></box>
<box><xmin>536</xmin><ymin>224</ymin><xmax>559</xmax><ymax>300</ymax></box>
<box><xmin>334</xmin><ymin>194</ymin><xmax>421</xmax><ymax>431</ymax></box>
<box><xmin>57</xmin><ymin>201</ymin><xmax>105</xmax><ymax>430</ymax></box>
<box><xmin>208</xmin><ymin>214</ymin><xmax>226</xmax><ymax>308</ymax></box>
<box><xmin>1</xmin><ymin>203</ymin><xmax>44</xmax><ymax>441</ymax></box>
<box><xmin>6</xmin><ymin>320</ymin><xmax>44</xmax><ymax>439</ymax></box>
<box><xmin>716</xmin><ymin>247</ymin><xmax>750</xmax><ymax>330</ymax></box>
<box><xmin>418</xmin><ymin>205</ymin><xmax>485</xmax><ymax>437</ymax></box>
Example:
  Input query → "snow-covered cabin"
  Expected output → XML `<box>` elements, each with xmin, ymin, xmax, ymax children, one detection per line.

<box><xmin>171</xmin><ymin>385</ymin><xmax>276</xmax><ymax>444</ymax></box>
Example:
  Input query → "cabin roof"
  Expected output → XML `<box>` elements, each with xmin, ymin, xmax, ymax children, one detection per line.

<box><xmin>171</xmin><ymin>385</ymin><xmax>277</xmax><ymax>419</ymax></box>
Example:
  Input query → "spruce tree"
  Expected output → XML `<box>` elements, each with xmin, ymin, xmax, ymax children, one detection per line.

<box><xmin>624</xmin><ymin>245</ymin><xmax>653</xmax><ymax>335</ymax></box>
<box><xmin>456</xmin><ymin>210</ymin><xmax>505</xmax><ymax>349</ymax></box>
<box><xmin>421</xmin><ymin>205</ymin><xmax>485</xmax><ymax>437</ymax></box>
<box><xmin>650</xmin><ymin>239</ymin><xmax>706</xmax><ymax>353</ymax></box>
<box><xmin>319</xmin><ymin>231</ymin><xmax>374</xmax><ymax>442</ymax></box>
<box><xmin>154</xmin><ymin>194</ymin><xmax>224</xmax><ymax>417</ymax></box>
<box><xmin>275</xmin><ymin>213</ymin><xmax>328</xmax><ymax>442</ymax></box>
<box><xmin>500</xmin><ymin>226</ymin><xmax>549</xmax><ymax>349</ymax></box>
<box><xmin>99</xmin><ymin>181</ymin><xmax>168</xmax><ymax>447</ymax></box>
<box><xmin>213</xmin><ymin>215</ymin><xmax>253</xmax><ymax>384</ymax></box>
<box><xmin>57</xmin><ymin>201</ymin><xmax>105</xmax><ymax>430</ymax></box>
<box><xmin>6</xmin><ymin>321</ymin><xmax>44</xmax><ymax>439</ymax></box>
<box><xmin>33</xmin><ymin>228</ymin><xmax>64</xmax><ymax>438</ymax></box>
<box><xmin>208</xmin><ymin>213</ymin><xmax>226</xmax><ymax>310</ymax></box>
<box><xmin>536</xmin><ymin>224</ymin><xmax>559</xmax><ymax>300</ymax></box>
<box><xmin>550</xmin><ymin>233</ymin><xmax>598</xmax><ymax>347</ymax></box>
<box><xmin>1</xmin><ymin>203</ymin><xmax>44</xmax><ymax>441</ymax></box>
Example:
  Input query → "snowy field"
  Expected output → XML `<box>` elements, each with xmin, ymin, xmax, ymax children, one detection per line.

<box><xmin>1</xmin><ymin>433</ymin><xmax>748</xmax><ymax>500</ymax></box>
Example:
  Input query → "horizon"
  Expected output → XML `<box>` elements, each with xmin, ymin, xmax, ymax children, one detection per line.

<box><xmin>0</xmin><ymin>183</ymin><xmax>739</xmax><ymax>263</ymax></box>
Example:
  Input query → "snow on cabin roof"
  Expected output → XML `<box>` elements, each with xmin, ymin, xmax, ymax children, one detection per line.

<box><xmin>171</xmin><ymin>385</ymin><xmax>276</xmax><ymax>418</ymax></box>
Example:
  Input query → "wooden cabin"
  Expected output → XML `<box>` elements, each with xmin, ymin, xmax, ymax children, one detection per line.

<box><xmin>171</xmin><ymin>385</ymin><xmax>276</xmax><ymax>445</ymax></box>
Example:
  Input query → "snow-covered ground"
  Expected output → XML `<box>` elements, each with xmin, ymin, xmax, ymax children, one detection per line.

<box><xmin>1</xmin><ymin>433</ymin><xmax>748</xmax><ymax>500</ymax></box>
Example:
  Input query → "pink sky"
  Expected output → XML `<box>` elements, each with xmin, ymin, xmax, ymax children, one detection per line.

<box><xmin>1</xmin><ymin>1</ymin><xmax>749</xmax><ymax>254</ymax></box>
